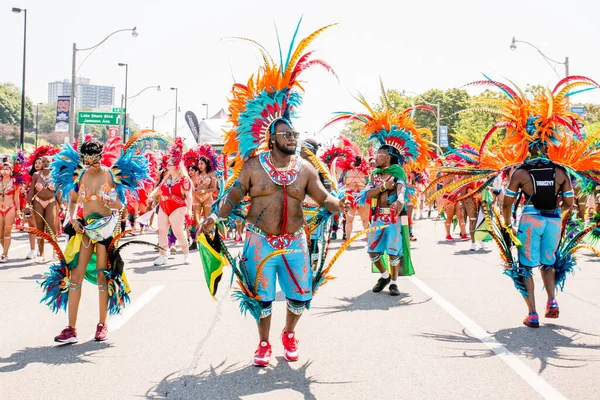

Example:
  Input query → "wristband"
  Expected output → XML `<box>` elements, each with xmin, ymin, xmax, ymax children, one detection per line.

<box><xmin>379</xmin><ymin>185</ymin><xmax>386</xmax><ymax>193</ymax></box>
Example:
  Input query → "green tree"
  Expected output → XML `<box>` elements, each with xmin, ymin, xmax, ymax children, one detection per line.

<box><xmin>453</xmin><ymin>89</ymin><xmax>504</xmax><ymax>148</ymax></box>
<box><xmin>524</xmin><ymin>84</ymin><xmax>545</xmax><ymax>97</ymax></box>
<box><xmin>0</xmin><ymin>82</ymin><xmax>33</xmax><ymax>129</ymax></box>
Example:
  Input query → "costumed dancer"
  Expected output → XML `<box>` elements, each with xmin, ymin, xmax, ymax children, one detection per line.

<box><xmin>202</xmin><ymin>20</ymin><xmax>348</xmax><ymax>367</ymax></box>
<box><xmin>27</xmin><ymin>151</ymin><xmax>61</xmax><ymax>263</ymax></box>
<box><xmin>184</xmin><ymin>144</ymin><xmax>219</xmax><ymax>250</ymax></box>
<box><xmin>24</xmin><ymin>146</ymin><xmax>58</xmax><ymax>259</ymax></box>
<box><xmin>427</xmin><ymin>76</ymin><xmax>600</xmax><ymax>328</ymax></box>
<box><xmin>321</xmin><ymin>136</ymin><xmax>371</xmax><ymax>242</ymax></box>
<box><xmin>11</xmin><ymin>151</ymin><xmax>28</xmax><ymax>230</ymax></box>
<box><xmin>0</xmin><ymin>162</ymin><xmax>22</xmax><ymax>262</ymax></box>
<box><xmin>151</xmin><ymin>138</ymin><xmax>194</xmax><ymax>266</ymax></box>
<box><xmin>44</xmin><ymin>131</ymin><xmax>157</xmax><ymax>343</ymax></box>
<box><xmin>325</xmin><ymin>80</ymin><xmax>436</xmax><ymax>295</ymax></box>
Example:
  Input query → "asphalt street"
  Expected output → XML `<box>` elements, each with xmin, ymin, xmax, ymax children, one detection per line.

<box><xmin>1</xmin><ymin>216</ymin><xmax>599</xmax><ymax>400</ymax></box>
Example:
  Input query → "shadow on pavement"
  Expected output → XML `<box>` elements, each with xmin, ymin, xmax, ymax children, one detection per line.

<box><xmin>418</xmin><ymin>324</ymin><xmax>600</xmax><ymax>373</ymax></box>
<box><xmin>20</xmin><ymin>273</ymin><xmax>44</xmax><ymax>281</ymax></box>
<box><xmin>145</xmin><ymin>357</ymin><xmax>349</xmax><ymax>400</ymax></box>
<box><xmin>0</xmin><ymin>341</ymin><xmax>113</xmax><ymax>373</ymax></box>
<box><xmin>312</xmin><ymin>289</ymin><xmax>431</xmax><ymax>316</ymax></box>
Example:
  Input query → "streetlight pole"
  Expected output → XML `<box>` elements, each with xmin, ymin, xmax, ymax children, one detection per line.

<box><xmin>202</xmin><ymin>103</ymin><xmax>209</xmax><ymax>119</ymax></box>
<box><xmin>12</xmin><ymin>7</ymin><xmax>27</xmax><ymax>150</ymax></box>
<box><xmin>510</xmin><ymin>37</ymin><xmax>569</xmax><ymax>78</ymax></box>
<box><xmin>170</xmin><ymin>87</ymin><xmax>178</xmax><ymax>139</ymax></box>
<box><xmin>118</xmin><ymin>63</ymin><xmax>129</xmax><ymax>141</ymax></box>
<box><xmin>152</xmin><ymin>107</ymin><xmax>177</xmax><ymax>131</ymax></box>
<box><xmin>70</xmin><ymin>27</ymin><xmax>138</xmax><ymax>143</ymax></box>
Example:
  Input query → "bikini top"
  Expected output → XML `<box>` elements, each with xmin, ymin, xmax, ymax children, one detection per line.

<box><xmin>160</xmin><ymin>176</ymin><xmax>191</xmax><ymax>199</ymax></box>
<box><xmin>0</xmin><ymin>181</ymin><xmax>15</xmax><ymax>197</ymax></box>
<box><xmin>35</xmin><ymin>171</ymin><xmax>55</xmax><ymax>192</ymax></box>
<box><xmin>78</xmin><ymin>170</ymin><xmax>112</xmax><ymax>203</ymax></box>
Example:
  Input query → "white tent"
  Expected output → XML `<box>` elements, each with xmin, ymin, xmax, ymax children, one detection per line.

<box><xmin>198</xmin><ymin>109</ymin><xmax>231</xmax><ymax>145</ymax></box>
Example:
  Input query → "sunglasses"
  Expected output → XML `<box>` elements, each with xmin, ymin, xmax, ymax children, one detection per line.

<box><xmin>275</xmin><ymin>130</ymin><xmax>300</xmax><ymax>140</ymax></box>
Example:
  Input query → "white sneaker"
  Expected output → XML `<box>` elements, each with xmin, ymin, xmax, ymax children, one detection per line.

<box><xmin>183</xmin><ymin>253</ymin><xmax>192</xmax><ymax>265</ymax></box>
<box><xmin>153</xmin><ymin>255</ymin><xmax>167</xmax><ymax>266</ymax></box>
<box><xmin>469</xmin><ymin>242</ymin><xmax>477</xmax><ymax>251</ymax></box>
<box><xmin>478</xmin><ymin>241</ymin><xmax>488</xmax><ymax>250</ymax></box>
<box><xmin>26</xmin><ymin>249</ymin><xmax>37</xmax><ymax>259</ymax></box>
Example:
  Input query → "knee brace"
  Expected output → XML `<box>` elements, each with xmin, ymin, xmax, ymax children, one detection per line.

<box><xmin>389</xmin><ymin>257</ymin><xmax>401</xmax><ymax>267</ymax></box>
<box><xmin>369</xmin><ymin>253</ymin><xmax>381</xmax><ymax>263</ymax></box>
<box><xmin>286</xmin><ymin>299</ymin><xmax>308</xmax><ymax>316</ymax></box>
<box><xmin>259</xmin><ymin>301</ymin><xmax>272</xmax><ymax>319</ymax></box>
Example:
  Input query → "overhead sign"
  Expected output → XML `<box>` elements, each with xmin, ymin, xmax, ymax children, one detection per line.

<box><xmin>439</xmin><ymin>125</ymin><xmax>449</xmax><ymax>148</ymax></box>
<box><xmin>112</xmin><ymin>107</ymin><xmax>124</xmax><ymax>113</ymax></box>
<box><xmin>55</xmin><ymin>96</ymin><xmax>70</xmax><ymax>132</ymax></box>
<box><xmin>77</xmin><ymin>111</ymin><xmax>120</xmax><ymax>126</ymax></box>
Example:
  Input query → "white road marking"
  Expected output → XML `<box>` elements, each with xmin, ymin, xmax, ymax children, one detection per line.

<box><xmin>87</xmin><ymin>285</ymin><xmax>164</xmax><ymax>339</ymax></box>
<box><xmin>407</xmin><ymin>276</ymin><xmax>566</xmax><ymax>400</ymax></box>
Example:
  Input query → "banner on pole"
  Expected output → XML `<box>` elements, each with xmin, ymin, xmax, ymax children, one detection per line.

<box><xmin>55</xmin><ymin>96</ymin><xmax>70</xmax><ymax>132</ymax></box>
<box><xmin>439</xmin><ymin>125</ymin><xmax>449</xmax><ymax>148</ymax></box>
<box><xmin>185</xmin><ymin>111</ymin><xmax>201</xmax><ymax>143</ymax></box>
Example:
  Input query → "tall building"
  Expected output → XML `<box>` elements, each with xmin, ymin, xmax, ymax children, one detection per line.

<box><xmin>48</xmin><ymin>77</ymin><xmax>115</xmax><ymax>109</ymax></box>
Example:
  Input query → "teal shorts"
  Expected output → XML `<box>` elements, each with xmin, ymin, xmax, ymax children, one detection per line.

<box><xmin>516</xmin><ymin>206</ymin><xmax>561</xmax><ymax>267</ymax></box>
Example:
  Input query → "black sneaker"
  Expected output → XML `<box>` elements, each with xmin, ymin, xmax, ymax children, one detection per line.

<box><xmin>372</xmin><ymin>276</ymin><xmax>391</xmax><ymax>293</ymax></box>
<box><xmin>331</xmin><ymin>232</ymin><xmax>337</xmax><ymax>240</ymax></box>
<box><xmin>389</xmin><ymin>284</ymin><xmax>401</xmax><ymax>296</ymax></box>
<box><xmin>189</xmin><ymin>241</ymin><xmax>198</xmax><ymax>251</ymax></box>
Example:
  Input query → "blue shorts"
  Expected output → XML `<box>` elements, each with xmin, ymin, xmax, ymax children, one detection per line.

<box><xmin>242</xmin><ymin>225</ymin><xmax>312</xmax><ymax>303</ymax></box>
<box><xmin>367</xmin><ymin>215</ymin><xmax>403</xmax><ymax>257</ymax></box>
<box><xmin>516</xmin><ymin>206</ymin><xmax>562</xmax><ymax>267</ymax></box>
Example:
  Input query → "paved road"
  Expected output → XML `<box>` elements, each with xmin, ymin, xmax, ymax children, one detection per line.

<box><xmin>1</xmin><ymin>217</ymin><xmax>600</xmax><ymax>399</ymax></box>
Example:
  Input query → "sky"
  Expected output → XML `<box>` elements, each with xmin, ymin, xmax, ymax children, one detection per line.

<box><xmin>2</xmin><ymin>0</ymin><xmax>600</xmax><ymax>145</ymax></box>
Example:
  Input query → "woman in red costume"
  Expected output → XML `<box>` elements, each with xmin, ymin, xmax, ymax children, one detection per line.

<box><xmin>0</xmin><ymin>163</ymin><xmax>21</xmax><ymax>262</ymax></box>
<box><xmin>151</xmin><ymin>139</ymin><xmax>193</xmax><ymax>266</ymax></box>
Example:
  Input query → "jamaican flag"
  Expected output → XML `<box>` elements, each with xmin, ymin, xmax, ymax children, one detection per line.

<box><xmin>198</xmin><ymin>232</ymin><xmax>227</xmax><ymax>297</ymax></box>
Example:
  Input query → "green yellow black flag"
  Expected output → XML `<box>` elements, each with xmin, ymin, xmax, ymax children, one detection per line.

<box><xmin>198</xmin><ymin>233</ymin><xmax>227</xmax><ymax>297</ymax></box>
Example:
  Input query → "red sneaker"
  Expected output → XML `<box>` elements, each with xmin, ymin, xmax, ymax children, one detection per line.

<box><xmin>523</xmin><ymin>313</ymin><xmax>539</xmax><ymax>328</ymax></box>
<box><xmin>252</xmin><ymin>341</ymin><xmax>272</xmax><ymax>367</ymax></box>
<box><xmin>545</xmin><ymin>299</ymin><xmax>559</xmax><ymax>319</ymax></box>
<box><xmin>281</xmin><ymin>330</ymin><xmax>299</xmax><ymax>362</ymax></box>
<box><xmin>460</xmin><ymin>234</ymin><xmax>470</xmax><ymax>241</ymax></box>
<box><xmin>94</xmin><ymin>323</ymin><xmax>108</xmax><ymax>341</ymax></box>
<box><xmin>445</xmin><ymin>235</ymin><xmax>454</xmax><ymax>241</ymax></box>
<box><xmin>54</xmin><ymin>326</ymin><xmax>78</xmax><ymax>344</ymax></box>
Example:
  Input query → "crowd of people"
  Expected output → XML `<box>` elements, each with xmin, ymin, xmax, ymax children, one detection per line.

<box><xmin>12</xmin><ymin>19</ymin><xmax>599</xmax><ymax>370</ymax></box>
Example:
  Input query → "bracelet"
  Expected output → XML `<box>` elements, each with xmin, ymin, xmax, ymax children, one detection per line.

<box><xmin>379</xmin><ymin>185</ymin><xmax>386</xmax><ymax>193</ymax></box>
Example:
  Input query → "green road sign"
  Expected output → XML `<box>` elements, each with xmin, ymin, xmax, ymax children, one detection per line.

<box><xmin>112</xmin><ymin>107</ymin><xmax>123</xmax><ymax>113</ymax></box>
<box><xmin>78</xmin><ymin>111</ymin><xmax>120</xmax><ymax>125</ymax></box>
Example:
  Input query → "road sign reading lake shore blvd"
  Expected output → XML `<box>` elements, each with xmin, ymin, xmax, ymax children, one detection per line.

<box><xmin>77</xmin><ymin>111</ymin><xmax>120</xmax><ymax>125</ymax></box>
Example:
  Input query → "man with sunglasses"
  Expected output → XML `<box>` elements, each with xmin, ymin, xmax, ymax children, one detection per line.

<box><xmin>203</xmin><ymin>118</ymin><xmax>348</xmax><ymax>367</ymax></box>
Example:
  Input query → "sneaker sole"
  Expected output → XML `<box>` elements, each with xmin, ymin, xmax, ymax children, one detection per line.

<box><xmin>283</xmin><ymin>352</ymin><xmax>299</xmax><ymax>362</ymax></box>
<box><xmin>55</xmin><ymin>337</ymin><xmax>78</xmax><ymax>344</ymax></box>
<box><xmin>523</xmin><ymin>321</ymin><xmax>540</xmax><ymax>328</ymax></box>
<box><xmin>94</xmin><ymin>336</ymin><xmax>108</xmax><ymax>342</ymax></box>
<box><xmin>252</xmin><ymin>360</ymin><xmax>270</xmax><ymax>368</ymax></box>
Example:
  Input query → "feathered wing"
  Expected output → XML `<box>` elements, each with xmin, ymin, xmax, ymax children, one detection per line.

<box><xmin>32</xmin><ymin>228</ymin><xmax>68</xmax><ymax>313</ymax></box>
<box><xmin>50</xmin><ymin>144</ymin><xmax>82</xmax><ymax>202</ymax></box>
